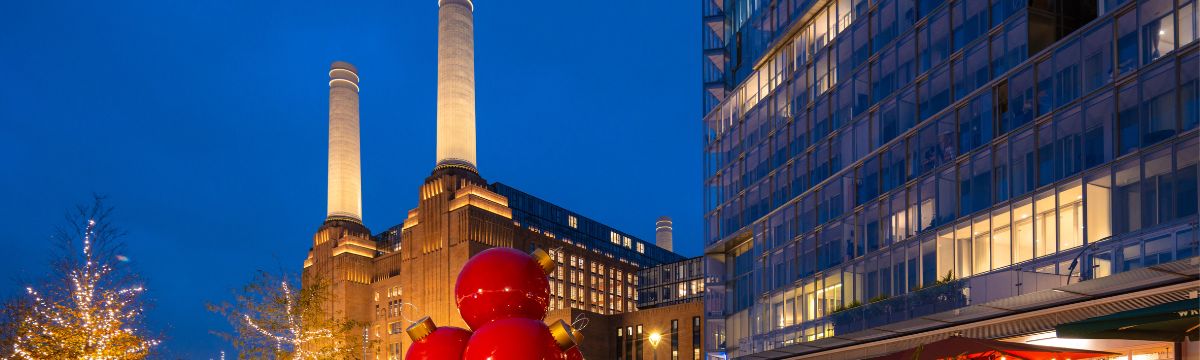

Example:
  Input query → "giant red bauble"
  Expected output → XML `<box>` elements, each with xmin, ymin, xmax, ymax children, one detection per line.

<box><xmin>565</xmin><ymin>347</ymin><xmax>585</xmax><ymax>360</ymax></box>
<box><xmin>463</xmin><ymin>318</ymin><xmax>564</xmax><ymax>360</ymax></box>
<box><xmin>455</xmin><ymin>247</ymin><xmax>551</xmax><ymax>330</ymax></box>
<box><xmin>405</xmin><ymin>326</ymin><xmax>472</xmax><ymax>360</ymax></box>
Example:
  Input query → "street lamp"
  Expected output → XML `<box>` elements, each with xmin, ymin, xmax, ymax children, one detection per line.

<box><xmin>648</xmin><ymin>332</ymin><xmax>662</xmax><ymax>360</ymax></box>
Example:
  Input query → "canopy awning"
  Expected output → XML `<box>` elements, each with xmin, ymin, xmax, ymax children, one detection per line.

<box><xmin>862</xmin><ymin>336</ymin><xmax>1118</xmax><ymax>360</ymax></box>
<box><xmin>1056</xmin><ymin>298</ymin><xmax>1200</xmax><ymax>341</ymax></box>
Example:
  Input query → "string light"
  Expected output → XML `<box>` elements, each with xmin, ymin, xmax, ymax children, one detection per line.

<box><xmin>8</xmin><ymin>219</ymin><xmax>160</xmax><ymax>359</ymax></box>
<box><xmin>242</xmin><ymin>281</ymin><xmax>342</xmax><ymax>359</ymax></box>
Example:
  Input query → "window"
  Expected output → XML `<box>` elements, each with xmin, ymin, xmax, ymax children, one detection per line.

<box><xmin>1143</xmin><ymin>149</ymin><xmax>1174</xmax><ymax>228</ymax></box>
<box><xmin>952</xmin><ymin>0</ymin><xmax>989</xmax><ymax>51</ymax></box>
<box><xmin>1084</xmin><ymin>91</ymin><xmax>1115</xmax><ymax>169</ymax></box>
<box><xmin>919</xmin><ymin>10</ymin><xmax>951</xmax><ymax>73</ymax></box>
<box><xmin>671</xmin><ymin>319</ymin><xmax>679</xmax><ymax>360</ymax></box>
<box><xmin>917</xmin><ymin>178</ymin><xmax>937</xmax><ymax>232</ymax></box>
<box><xmin>992</xmin><ymin>0</ymin><xmax>1024</xmax><ymax>25</ymax></box>
<box><xmin>1117</xmin><ymin>11</ymin><xmax>1139</xmax><ymax>75</ymax></box>
<box><xmin>616</xmin><ymin>328</ymin><xmax>624</xmax><ymax>359</ymax></box>
<box><xmin>1140</xmin><ymin>62</ymin><xmax>1176</xmax><ymax>147</ymax></box>
<box><xmin>1013</xmin><ymin>196</ymin><xmax>1034</xmax><ymax>263</ymax></box>
<box><xmin>958</xmin><ymin>90</ymin><xmax>994</xmax><ymax>154</ymax></box>
<box><xmin>995</xmin><ymin>141</ymin><xmax>1011</xmax><ymax>202</ymax></box>
<box><xmin>956</xmin><ymin>42</ymin><xmax>990</xmax><ymax>100</ymax></box>
<box><xmin>1083</xmin><ymin>21</ymin><xmax>1114</xmax><ymax>93</ymax></box>
<box><xmin>1117</xmin><ymin>79</ymin><xmax>1142</xmax><ymax>154</ymax></box>
<box><xmin>1011</xmin><ymin>129</ymin><xmax>1036</xmax><ymax>197</ymax></box>
<box><xmin>899</xmin><ymin>87</ymin><xmax>918</xmax><ymax>136</ymax></box>
<box><xmin>1177</xmin><ymin>138</ymin><xmax>1199</xmax><ymax>220</ymax></box>
<box><xmin>920</xmin><ymin>66</ymin><xmax>952</xmax><ymax>120</ymax></box>
<box><xmin>692</xmin><ymin>317</ymin><xmax>701</xmax><ymax>360</ymax></box>
<box><xmin>1006</xmin><ymin>15</ymin><xmax>1030</xmax><ymax>72</ymax></box>
<box><xmin>1183</xmin><ymin>50</ymin><xmax>1199</xmax><ymax>131</ymax></box>
<box><xmin>858</xmin><ymin>157</ymin><xmax>881</xmax><ymax>206</ymax></box>
<box><xmin>388</xmin><ymin>343</ymin><xmax>401</xmax><ymax>360</ymax></box>
<box><xmin>874</xmin><ymin>0</ymin><xmax>898</xmax><ymax>53</ymax></box>
<box><xmin>972</xmin><ymin>214</ymin><xmax>991</xmax><ymax>275</ymax></box>
<box><xmin>1114</xmin><ymin>159</ymin><xmax>1142</xmax><ymax>234</ymax></box>
<box><xmin>1086</xmin><ymin>169</ymin><xmax>1113</xmax><ymax>244</ymax></box>
<box><xmin>1034</xmin><ymin>190</ymin><xmax>1057</xmax><ymax>258</ymax></box>
<box><xmin>1037</xmin><ymin>122</ymin><xmax>1056</xmax><ymax>187</ymax></box>
<box><xmin>992</xmin><ymin>32</ymin><xmax>1009</xmax><ymax>78</ymax></box>
<box><xmin>882</xmin><ymin>143</ymin><xmax>906</xmax><ymax>193</ymax></box>
<box><xmin>972</xmin><ymin>150</ymin><xmax>993</xmax><ymax>214</ymax></box>
<box><xmin>955</xmin><ymin>221</ymin><xmax>973</xmax><ymax>278</ymax></box>
<box><xmin>1141</xmin><ymin>4</ymin><xmax>1175</xmax><ymax>64</ymax></box>
<box><xmin>936</xmin><ymin>229</ymin><xmax>954</xmax><ymax>280</ymax></box>
<box><xmin>568</xmin><ymin>215</ymin><xmax>578</xmax><ymax>229</ymax></box>
<box><xmin>1054</xmin><ymin>39</ymin><xmax>1081</xmax><ymax>107</ymax></box>
<box><xmin>1183</xmin><ymin>3</ymin><xmax>1197</xmax><ymax>45</ymax></box>
<box><xmin>897</xmin><ymin>33</ymin><xmax>918</xmax><ymax>85</ymax></box>
<box><xmin>878</xmin><ymin>100</ymin><xmax>900</xmax><ymax>145</ymax></box>
<box><xmin>938</xmin><ymin>167</ymin><xmax>958</xmax><ymax>226</ymax></box>
<box><xmin>911</xmin><ymin>122</ymin><xmax>939</xmax><ymax>176</ymax></box>
<box><xmin>992</xmin><ymin>205</ymin><xmax>1013</xmax><ymax>269</ymax></box>
<box><xmin>874</xmin><ymin>50</ymin><xmax>897</xmax><ymax>104</ymax></box>
<box><xmin>1003</xmin><ymin>67</ymin><xmax>1035</xmax><ymax>133</ymax></box>
<box><xmin>1059</xmin><ymin>180</ymin><xmax>1084</xmax><ymax>251</ymax></box>
<box><xmin>1036</xmin><ymin>57</ymin><xmax>1055</xmax><ymax>116</ymax></box>
<box><xmin>1056</xmin><ymin>106</ymin><xmax>1083</xmax><ymax>179</ymax></box>
<box><xmin>919</xmin><ymin>0</ymin><xmax>944</xmax><ymax>19</ymax></box>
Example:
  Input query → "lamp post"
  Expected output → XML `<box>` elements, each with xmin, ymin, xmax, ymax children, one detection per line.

<box><xmin>648</xmin><ymin>332</ymin><xmax>662</xmax><ymax>360</ymax></box>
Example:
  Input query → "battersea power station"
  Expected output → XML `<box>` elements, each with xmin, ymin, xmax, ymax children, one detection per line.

<box><xmin>300</xmin><ymin>1</ymin><xmax>704</xmax><ymax>359</ymax></box>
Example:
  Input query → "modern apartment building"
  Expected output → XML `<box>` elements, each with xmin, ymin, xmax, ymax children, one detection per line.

<box><xmin>701</xmin><ymin>0</ymin><xmax>1198</xmax><ymax>358</ymax></box>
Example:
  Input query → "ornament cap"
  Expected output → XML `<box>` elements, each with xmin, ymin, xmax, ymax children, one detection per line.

<box><xmin>571</xmin><ymin>327</ymin><xmax>584</xmax><ymax>343</ymax></box>
<box><xmin>531</xmin><ymin>248</ymin><xmax>555</xmax><ymax>275</ymax></box>
<box><xmin>406</xmin><ymin>316</ymin><xmax>437</xmax><ymax>342</ymax></box>
<box><xmin>549</xmin><ymin>320</ymin><xmax>578</xmax><ymax>351</ymax></box>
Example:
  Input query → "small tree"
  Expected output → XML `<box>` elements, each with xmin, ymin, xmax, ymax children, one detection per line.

<box><xmin>6</xmin><ymin>198</ymin><xmax>159</xmax><ymax>359</ymax></box>
<box><xmin>209</xmin><ymin>272</ymin><xmax>365</xmax><ymax>359</ymax></box>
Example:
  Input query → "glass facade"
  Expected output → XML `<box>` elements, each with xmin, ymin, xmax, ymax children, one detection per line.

<box><xmin>638</xmin><ymin>257</ymin><xmax>706</xmax><ymax>309</ymax></box>
<box><xmin>701</xmin><ymin>0</ymin><xmax>1199</xmax><ymax>357</ymax></box>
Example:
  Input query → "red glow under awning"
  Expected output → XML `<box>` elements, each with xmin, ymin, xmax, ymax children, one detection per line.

<box><xmin>863</xmin><ymin>336</ymin><xmax>1119</xmax><ymax>360</ymax></box>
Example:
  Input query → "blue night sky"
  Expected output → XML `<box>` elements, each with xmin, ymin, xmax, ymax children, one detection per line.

<box><xmin>0</xmin><ymin>1</ymin><xmax>700</xmax><ymax>357</ymax></box>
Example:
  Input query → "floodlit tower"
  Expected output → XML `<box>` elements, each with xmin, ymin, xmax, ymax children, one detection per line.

<box><xmin>327</xmin><ymin>61</ymin><xmax>363</xmax><ymax>223</ymax></box>
<box><xmin>436</xmin><ymin>0</ymin><xmax>478</xmax><ymax>172</ymax></box>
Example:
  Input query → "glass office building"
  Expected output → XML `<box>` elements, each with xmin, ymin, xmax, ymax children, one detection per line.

<box><xmin>701</xmin><ymin>0</ymin><xmax>1199</xmax><ymax>358</ymax></box>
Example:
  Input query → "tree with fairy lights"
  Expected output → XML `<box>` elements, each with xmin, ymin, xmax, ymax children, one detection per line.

<box><xmin>209</xmin><ymin>271</ymin><xmax>367</xmax><ymax>359</ymax></box>
<box><xmin>3</xmin><ymin>198</ymin><xmax>159</xmax><ymax>359</ymax></box>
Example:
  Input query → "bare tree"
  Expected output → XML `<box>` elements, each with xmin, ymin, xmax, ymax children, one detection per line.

<box><xmin>208</xmin><ymin>271</ymin><xmax>366</xmax><ymax>359</ymax></box>
<box><xmin>3</xmin><ymin>196</ymin><xmax>159</xmax><ymax>359</ymax></box>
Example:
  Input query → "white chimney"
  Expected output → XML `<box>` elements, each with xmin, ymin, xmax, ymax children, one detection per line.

<box><xmin>656</xmin><ymin>216</ymin><xmax>674</xmax><ymax>252</ymax></box>
<box><xmin>327</xmin><ymin>61</ymin><xmax>363</xmax><ymax>223</ymax></box>
<box><xmin>436</xmin><ymin>0</ymin><xmax>478</xmax><ymax>171</ymax></box>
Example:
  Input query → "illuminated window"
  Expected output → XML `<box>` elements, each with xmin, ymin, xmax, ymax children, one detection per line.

<box><xmin>623</xmin><ymin>236</ymin><xmax>632</xmax><ymax>248</ymax></box>
<box><xmin>637</xmin><ymin>242</ymin><xmax>645</xmax><ymax>253</ymax></box>
<box><xmin>568</xmin><ymin>215</ymin><xmax>578</xmax><ymax>229</ymax></box>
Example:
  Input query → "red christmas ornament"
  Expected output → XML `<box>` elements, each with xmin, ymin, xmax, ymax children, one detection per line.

<box><xmin>455</xmin><ymin>247</ymin><xmax>555</xmax><ymax>330</ymax></box>
<box><xmin>564</xmin><ymin>321</ymin><xmax>586</xmax><ymax>360</ymax></box>
<box><xmin>463</xmin><ymin>318</ymin><xmax>564</xmax><ymax>360</ymax></box>
<box><xmin>404</xmin><ymin>316</ymin><xmax>472</xmax><ymax>360</ymax></box>
<box><xmin>565</xmin><ymin>348</ymin><xmax>585</xmax><ymax>360</ymax></box>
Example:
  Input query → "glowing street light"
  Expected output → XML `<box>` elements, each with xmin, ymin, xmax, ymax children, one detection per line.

<box><xmin>649</xmin><ymin>332</ymin><xmax>662</xmax><ymax>360</ymax></box>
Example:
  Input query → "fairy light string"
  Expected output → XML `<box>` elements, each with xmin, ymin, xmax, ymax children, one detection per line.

<box><xmin>9</xmin><ymin>219</ymin><xmax>160</xmax><ymax>360</ymax></box>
